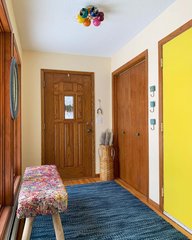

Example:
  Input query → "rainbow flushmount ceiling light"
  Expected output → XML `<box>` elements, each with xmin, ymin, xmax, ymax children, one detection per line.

<box><xmin>76</xmin><ymin>6</ymin><xmax>105</xmax><ymax>27</ymax></box>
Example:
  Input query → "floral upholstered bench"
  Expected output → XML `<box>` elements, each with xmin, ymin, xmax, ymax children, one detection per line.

<box><xmin>17</xmin><ymin>165</ymin><xmax>68</xmax><ymax>240</ymax></box>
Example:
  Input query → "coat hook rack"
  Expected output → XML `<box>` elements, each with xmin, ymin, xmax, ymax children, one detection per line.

<box><xmin>150</xmin><ymin>86</ymin><xmax>156</xmax><ymax>97</ymax></box>
<box><xmin>97</xmin><ymin>99</ymin><xmax>103</xmax><ymax>114</ymax></box>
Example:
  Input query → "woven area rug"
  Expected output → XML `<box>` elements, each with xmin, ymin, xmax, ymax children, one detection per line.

<box><xmin>30</xmin><ymin>181</ymin><xmax>189</xmax><ymax>239</ymax></box>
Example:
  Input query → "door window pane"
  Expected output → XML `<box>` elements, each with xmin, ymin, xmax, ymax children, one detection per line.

<box><xmin>65</xmin><ymin>96</ymin><xmax>74</xmax><ymax>119</ymax></box>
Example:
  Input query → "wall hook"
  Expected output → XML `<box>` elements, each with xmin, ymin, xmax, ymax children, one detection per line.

<box><xmin>150</xmin><ymin>86</ymin><xmax>156</xmax><ymax>97</ymax></box>
<box><xmin>150</xmin><ymin>101</ymin><xmax>155</xmax><ymax>113</ymax></box>
<box><xmin>150</xmin><ymin>119</ymin><xmax>156</xmax><ymax>131</ymax></box>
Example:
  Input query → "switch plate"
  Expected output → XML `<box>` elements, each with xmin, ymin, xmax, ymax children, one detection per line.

<box><xmin>96</xmin><ymin>117</ymin><xmax>102</xmax><ymax>124</ymax></box>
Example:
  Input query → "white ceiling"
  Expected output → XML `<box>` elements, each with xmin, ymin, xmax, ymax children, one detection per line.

<box><xmin>12</xmin><ymin>0</ymin><xmax>176</xmax><ymax>57</ymax></box>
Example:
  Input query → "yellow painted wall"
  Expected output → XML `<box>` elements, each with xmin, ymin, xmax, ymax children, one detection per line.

<box><xmin>163</xmin><ymin>27</ymin><xmax>192</xmax><ymax>229</ymax></box>
<box><xmin>22</xmin><ymin>51</ymin><xmax>111</xmax><ymax>175</ymax></box>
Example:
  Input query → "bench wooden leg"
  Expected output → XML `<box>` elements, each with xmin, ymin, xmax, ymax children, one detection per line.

<box><xmin>21</xmin><ymin>217</ymin><xmax>34</xmax><ymax>240</ymax></box>
<box><xmin>52</xmin><ymin>213</ymin><xmax>65</xmax><ymax>240</ymax></box>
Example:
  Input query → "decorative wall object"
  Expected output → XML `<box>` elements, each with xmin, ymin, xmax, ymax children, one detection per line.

<box><xmin>150</xmin><ymin>85</ymin><xmax>156</xmax><ymax>97</ymax></box>
<box><xmin>150</xmin><ymin>101</ymin><xmax>155</xmax><ymax>113</ymax></box>
<box><xmin>76</xmin><ymin>6</ymin><xmax>105</xmax><ymax>27</ymax></box>
<box><xmin>150</xmin><ymin>119</ymin><xmax>156</xmax><ymax>130</ymax></box>
<box><xmin>10</xmin><ymin>57</ymin><xmax>19</xmax><ymax>120</ymax></box>
<box><xmin>97</xmin><ymin>99</ymin><xmax>103</xmax><ymax>114</ymax></box>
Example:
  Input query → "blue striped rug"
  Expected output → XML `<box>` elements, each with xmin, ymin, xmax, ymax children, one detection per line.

<box><xmin>30</xmin><ymin>181</ymin><xmax>189</xmax><ymax>239</ymax></box>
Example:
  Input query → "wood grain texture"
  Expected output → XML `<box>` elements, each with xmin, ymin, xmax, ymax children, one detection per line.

<box><xmin>0</xmin><ymin>206</ymin><xmax>11</xmax><ymax>238</ymax></box>
<box><xmin>63</xmin><ymin>177</ymin><xmax>102</xmax><ymax>186</ymax></box>
<box><xmin>4</xmin><ymin>32</ymin><xmax>13</xmax><ymax>206</ymax></box>
<box><xmin>0</xmin><ymin>30</ymin><xmax>4</xmax><ymax>208</ymax></box>
<box><xmin>42</xmin><ymin>70</ymin><xmax>95</xmax><ymax>179</ymax></box>
<box><xmin>158</xmin><ymin>20</ymin><xmax>192</xmax><ymax>213</ymax></box>
<box><xmin>21</xmin><ymin>217</ymin><xmax>34</xmax><ymax>240</ymax></box>
<box><xmin>52</xmin><ymin>213</ymin><xmax>65</xmax><ymax>240</ymax></box>
<box><xmin>0</xmin><ymin>2</ymin><xmax>21</xmax><ymax>239</ymax></box>
<box><xmin>113</xmin><ymin>50</ymin><xmax>148</xmax><ymax>198</ymax></box>
<box><xmin>16</xmin><ymin>219</ymin><xmax>25</xmax><ymax>240</ymax></box>
<box><xmin>41</xmin><ymin>70</ymin><xmax>45</xmax><ymax>165</ymax></box>
<box><xmin>0</xmin><ymin>0</ymin><xmax>11</xmax><ymax>32</ymax></box>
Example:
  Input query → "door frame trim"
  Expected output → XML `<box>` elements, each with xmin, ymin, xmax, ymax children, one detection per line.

<box><xmin>41</xmin><ymin>69</ymin><xmax>95</xmax><ymax>177</ymax></box>
<box><xmin>112</xmin><ymin>50</ymin><xmax>149</xmax><ymax>199</ymax></box>
<box><xmin>158</xmin><ymin>20</ymin><xmax>192</xmax><ymax>212</ymax></box>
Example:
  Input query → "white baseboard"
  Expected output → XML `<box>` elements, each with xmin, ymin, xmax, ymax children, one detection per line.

<box><xmin>164</xmin><ymin>211</ymin><xmax>192</xmax><ymax>234</ymax></box>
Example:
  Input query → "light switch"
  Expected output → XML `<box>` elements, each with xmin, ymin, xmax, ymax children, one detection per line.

<box><xmin>96</xmin><ymin>117</ymin><xmax>102</xmax><ymax>124</ymax></box>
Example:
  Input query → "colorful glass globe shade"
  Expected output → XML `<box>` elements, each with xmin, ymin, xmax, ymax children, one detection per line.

<box><xmin>77</xmin><ymin>14</ymin><xmax>85</xmax><ymax>23</ymax></box>
<box><xmin>90</xmin><ymin>7</ymin><xmax>99</xmax><ymax>17</ymax></box>
<box><xmin>97</xmin><ymin>12</ymin><xmax>104</xmax><ymax>21</ymax></box>
<box><xmin>93</xmin><ymin>18</ymin><xmax>101</xmax><ymax>27</ymax></box>
<box><xmin>80</xmin><ymin>8</ymin><xmax>88</xmax><ymax>18</ymax></box>
<box><xmin>83</xmin><ymin>18</ymin><xmax>91</xmax><ymax>27</ymax></box>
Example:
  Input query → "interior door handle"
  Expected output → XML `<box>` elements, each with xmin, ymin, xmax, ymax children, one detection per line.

<box><xmin>122</xmin><ymin>131</ymin><xmax>125</xmax><ymax>134</ymax></box>
<box><xmin>87</xmin><ymin>129</ymin><xmax>91</xmax><ymax>133</ymax></box>
<box><xmin>136</xmin><ymin>133</ymin><xmax>140</xmax><ymax>136</ymax></box>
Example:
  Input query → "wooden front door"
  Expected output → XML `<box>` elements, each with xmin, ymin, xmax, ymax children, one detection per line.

<box><xmin>116</xmin><ymin>59</ymin><xmax>148</xmax><ymax>197</ymax></box>
<box><xmin>43</xmin><ymin>71</ymin><xmax>94</xmax><ymax>179</ymax></box>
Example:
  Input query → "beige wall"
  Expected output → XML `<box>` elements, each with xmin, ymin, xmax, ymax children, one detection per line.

<box><xmin>111</xmin><ymin>0</ymin><xmax>192</xmax><ymax>204</ymax></box>
<box><xmin>22</xmin><ymin>51</ymin><xmax>111</xmax><ymax>175</ymax></box>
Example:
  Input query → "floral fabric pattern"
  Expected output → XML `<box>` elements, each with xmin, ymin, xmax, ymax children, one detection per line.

<box><xmin>17</xmin><ymin>165</ymin><xmax>68</xmax><ymax>219</ymax></box>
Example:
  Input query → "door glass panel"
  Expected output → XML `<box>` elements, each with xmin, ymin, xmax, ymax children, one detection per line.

<box><xmin>65</xmin><ymin>96</ymin><xmax>74</xmax><ymax>119</ymax></box>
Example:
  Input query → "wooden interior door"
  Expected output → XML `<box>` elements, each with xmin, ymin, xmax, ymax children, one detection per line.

<box><xmin>163</xmin><ymin>27</ymin><xmax>192</xmax><ymax>231</ymax></box>
<box><xmin>117</xmin><ymin>60</ymin><xmax>148</xmax><ymax>196</ymax></box>
<box><xmin>44</xmin><ymin>72</ymin><xmax>93</xmax><ymax>179</ymax></box>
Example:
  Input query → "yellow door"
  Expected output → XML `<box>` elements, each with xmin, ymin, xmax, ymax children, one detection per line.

<box><xmin>163</xmin><ymin>27</ymin><xmax>192</xmax><ymax>230</ymax></box>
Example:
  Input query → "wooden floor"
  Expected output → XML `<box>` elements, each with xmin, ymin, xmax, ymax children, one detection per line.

<box><xmin>17</xmin><ymin>177</ymin><xmax>192</xmax><ymax>240</ymax></box>
<box><xmin>63</xmin><ymin>178</ymin><xmax>102</xmax><ymax>186</ymax></box>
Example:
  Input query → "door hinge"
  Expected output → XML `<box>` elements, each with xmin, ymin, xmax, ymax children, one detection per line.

<box><xmin>161</xmin><ymin>123</ymin><xmax>163</xmax><ymax>132</ymax></box>
<box><xmin>43</xmin><ymin>81</ymin><xmax>45</xmax><ymax>88</ymax></box>
<box><xmin>162</xmin><ymin>187</ymin><xmax>164</xmax><ymax>197</ymax></box>
<box><xmin>44</xmin><ymin>123</ymin><xmax>45</xmax><ymax>130</ymax></box>
<box><xmin>161</xmin><ymin>58</ymin><xmax>163</xmax><ymax>68</ymax></box>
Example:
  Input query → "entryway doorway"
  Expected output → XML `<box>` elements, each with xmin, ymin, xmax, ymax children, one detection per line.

<box><xmin>159</xmin><ymin>21</ymin><xmax>192</xmax><ymax>233</ymax></box>
<box><xmin>41</xmin><ymin>70</ymin><xmax>95</xmax><ymax>179</ymax></box>
<box><xmin>112</xmin><ymin>50</ymin><xmax>149</xmax><ymax>198</ymax></box>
